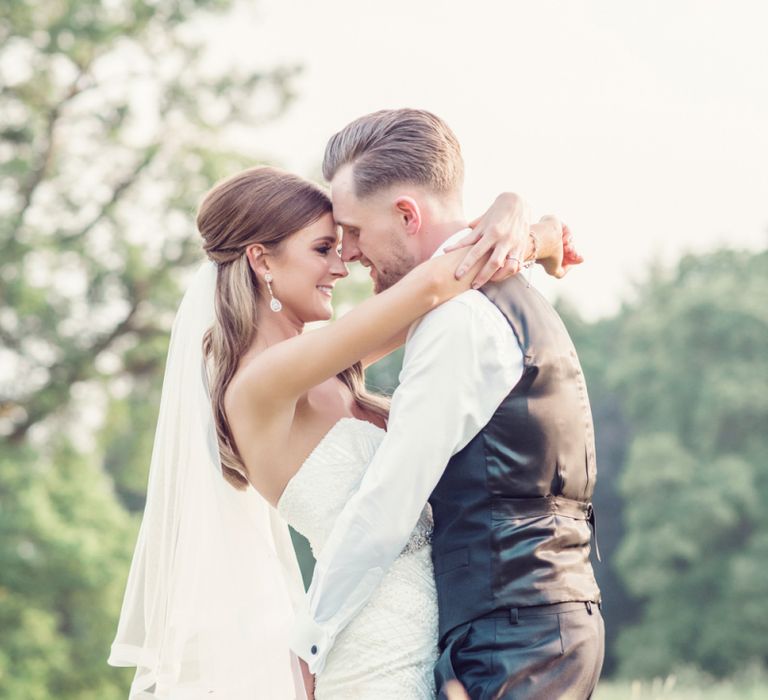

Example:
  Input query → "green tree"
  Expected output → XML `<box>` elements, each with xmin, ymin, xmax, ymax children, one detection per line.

<box><xmin>0</xmin><ymin>441</ymin><xmax>134</xmax><ymax>699</ymax></box>
<box><xmin>0</xmin><ymin>1</ymin><xmax>299</xmax><ymax>696</ymax></box>
<box><xmin>611</xmin><ymin>250</ymin><xmax>768</xmax><ymax>677</ymax></box>
<box><xmin>558</xmin><ymin>301</ymin><xmax>636</xmax><ymax>676</ymax></box>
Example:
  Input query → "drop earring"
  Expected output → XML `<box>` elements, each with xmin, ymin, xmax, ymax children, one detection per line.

<box><xmin>264</xmin><ymin>272</ymin><xmax>282</xmax><ymax>312</ymax></box>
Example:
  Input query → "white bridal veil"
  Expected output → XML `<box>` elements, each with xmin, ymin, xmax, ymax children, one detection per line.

<box><xmin>108</xmin><ymin>261</ymin><xmax>308</xmax><ymax>699</ymax></box>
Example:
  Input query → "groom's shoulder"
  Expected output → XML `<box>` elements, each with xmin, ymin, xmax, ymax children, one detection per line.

<box><xmin>431</xmin><ymin>288</ymin><xmax>492</xmax><ymax>318</ymax></box>
<box><xmin>413</xmin><ymin>289</ymin><xmax>509</xmax><ymax>335</ymax></box>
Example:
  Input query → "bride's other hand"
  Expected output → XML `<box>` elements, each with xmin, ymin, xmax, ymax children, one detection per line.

<box><xmin>536</xmin><ymin>217</ymin><xmax>585</xmax><ymax>279</ymax></box>
<box><xmin>448</xmin><ymin>192</ymin><xmax>531</xmax><ymax>285</ymax></box>
<box><xmin>561</xmin><ymin>222</ymin><xmax>585</xmax><ymax>273</ymax></box>
<box><xmin>299</xmin><ymin>658</ymin><xmax>315</xmax><ymax>700</ymax></box>
<box><xmin>443</xmin><ymin>680</ymin><xmax>471</xmax><ymax>699</ymax></box>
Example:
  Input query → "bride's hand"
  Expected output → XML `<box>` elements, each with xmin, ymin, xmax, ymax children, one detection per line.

<box><xmin>443</xmin><ymin>680</ymin><xmax>471</xmax><ymax>699</ymax></box>
<box><xmin>447</xmin><ymin>194</ymin><xmax>584</xmax><ymax>285</ymax></box>
<box><xmin>537</xmin><ymin>218</ymin><xmax>584</xmax><ymax>279</ymax></box>
<box><xmin>299</xmin><ymin>658</ymin><xmax>315</xmax><ymax>700</ymax></box>
<box><xmin>562</xmin><ymin>223</ymin><xmax>585</xmax><ymax>272</ymax></box>
<box><xmin>447</xmin><ymin>192</ymin><xmax>531</xmax><ymax>286</ymax></box>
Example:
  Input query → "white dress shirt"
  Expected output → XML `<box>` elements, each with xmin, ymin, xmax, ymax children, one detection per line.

<box><xmin>289</xmin><ymin>230</ymin><xmax>525</xmax><ymax>674</ymax></box>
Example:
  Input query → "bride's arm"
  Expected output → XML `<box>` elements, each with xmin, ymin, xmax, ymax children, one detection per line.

<box><xmin>361</xmin><ymin>329</ymin><xmax>408</xmax><ymax>370</ymax></box>
<box><xmin>238</xmin><ymin>247</ymin><xmax>487</xmax><ymax>407</ymax></box>
<box><xmin>360</xmin><ymin>215</ymin><xmax>575</xmax><ymax>369</ymax></box>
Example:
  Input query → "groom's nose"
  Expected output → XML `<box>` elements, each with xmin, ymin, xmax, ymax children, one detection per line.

<box><xmin>341</xmin><ymin>236</ymin><xmax>361</xmax><ymax>263</ymax></box>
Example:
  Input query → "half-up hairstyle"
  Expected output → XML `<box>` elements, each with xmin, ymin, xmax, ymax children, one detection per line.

<box><xmin>198</xmin><ymin>166</ymin><xmax>389</xmax><ymax>489</ymax></box>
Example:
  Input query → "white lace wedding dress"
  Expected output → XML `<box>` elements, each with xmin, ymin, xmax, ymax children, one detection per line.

<box><xmin>278</xmin><ymin>417</ymin><xmax>438</xmax><ymax>699</ymax></box>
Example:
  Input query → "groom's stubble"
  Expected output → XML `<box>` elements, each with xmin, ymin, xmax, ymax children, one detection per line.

<box><xmin>369</xmin><ymin>242</ymin><xmax>420</xmax><ymax>293</ymax></box>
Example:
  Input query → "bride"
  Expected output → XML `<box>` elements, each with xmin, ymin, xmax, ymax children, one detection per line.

<box><xmin>108</xmin><ymin>166</ymin><xmax>577</xmax><ymax>698</ymax></box>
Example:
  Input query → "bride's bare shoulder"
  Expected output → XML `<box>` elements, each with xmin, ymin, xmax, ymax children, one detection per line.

<box><xmin>222</xmin><ymin>360</ymin><xmax>299</xmax><ymax>500</ymax></box>
<box><xmin>224</xmin><ymin>357</ymin><xmax>296</xmax><ymax>436</ymax></box>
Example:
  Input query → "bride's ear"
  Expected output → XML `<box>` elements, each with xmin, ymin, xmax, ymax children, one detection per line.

<box><xmin>246</xmin><ymin>244</ymin><xmax>269</xmax><ymax>276</ymax></box>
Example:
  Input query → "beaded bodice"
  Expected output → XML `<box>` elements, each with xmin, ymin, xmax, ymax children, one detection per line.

<box><xmin>277</xmin><ymin>417</ymin><xmax>433</xmax><ymax>558</ymax></box>
<box><xmin>277</xmin><ymin>416</ymin><xmax>438</xmax><ymax>698</ymax></box>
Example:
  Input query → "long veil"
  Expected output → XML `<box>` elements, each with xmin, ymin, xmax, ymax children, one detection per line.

<box><xmin>108</xmin><ymin>261</ymin><xmax>307</xmax><ymax>699</ymax></box>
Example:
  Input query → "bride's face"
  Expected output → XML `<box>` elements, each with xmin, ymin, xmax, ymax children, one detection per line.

<box><xmin>265</xmin><ymin>213</ymin><xmax>348</xmax><ymax>323</ymax></box>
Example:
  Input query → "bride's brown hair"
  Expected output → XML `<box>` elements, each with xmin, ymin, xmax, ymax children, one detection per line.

<box><xmin>198</xmin><ymin>166</ymin><xmax>389</xmax><ymax>490</ymax></box>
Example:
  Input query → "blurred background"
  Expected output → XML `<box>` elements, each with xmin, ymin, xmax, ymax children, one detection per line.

<box><xmin>1</xmin><ymin>1</ymin><xmax>766</xmax><ymax>698</ymax></box>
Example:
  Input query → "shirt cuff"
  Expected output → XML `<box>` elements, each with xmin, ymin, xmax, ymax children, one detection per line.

<box><xmin>289</xmin><ymin>612</ymin><xmax>332</xmax><ymax>675</ymax></box>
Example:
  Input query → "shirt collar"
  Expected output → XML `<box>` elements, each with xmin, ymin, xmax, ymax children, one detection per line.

<box><xmin>431</xmin><ymin>228</ymin><xmax>473</xmax><ymax>259</ymax></box>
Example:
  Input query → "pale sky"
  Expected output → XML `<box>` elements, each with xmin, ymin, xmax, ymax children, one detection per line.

<box><xmin>200</xmin><ymin>0</ymin><xmax>767</xmax><ymax>317</ymax></box>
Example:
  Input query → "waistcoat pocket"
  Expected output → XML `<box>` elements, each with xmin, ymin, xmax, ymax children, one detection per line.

<box><xmin>434</xmin><ymin>547</ymin><xmax>469</xmax><ymax>575</ymax></box>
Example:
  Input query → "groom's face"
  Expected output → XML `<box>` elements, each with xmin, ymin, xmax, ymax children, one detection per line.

<box><xmin>330</xmin><ymin>165</ymin><xmax>418</xmax><ymax>293</ymax></box>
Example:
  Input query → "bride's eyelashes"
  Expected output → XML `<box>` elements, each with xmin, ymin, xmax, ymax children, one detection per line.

<box><xmin>315</xmin><ymin>245</ymin><xmax>343</xmax><ymax>256</ymax></box>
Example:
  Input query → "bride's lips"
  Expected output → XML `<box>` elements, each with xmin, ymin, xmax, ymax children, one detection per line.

<box><xmin>316</xmin><ymin>285</ymin><xmax>334</xmax><ymax>298</ymax></box>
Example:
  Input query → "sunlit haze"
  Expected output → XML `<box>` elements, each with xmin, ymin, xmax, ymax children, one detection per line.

<box><xmin>198</xmin><ymin>0</ymin><xmax>767</xmax><ymax>317</ymax></box>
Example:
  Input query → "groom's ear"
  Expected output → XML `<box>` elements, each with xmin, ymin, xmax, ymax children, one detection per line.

<box><xmin>393</xmin><ymin>196</ymin><xmax>422</xmax><ymax>237</ymax></box>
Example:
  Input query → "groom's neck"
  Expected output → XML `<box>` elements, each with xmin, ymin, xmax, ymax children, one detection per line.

<box><xmin>418</xmin><ymin>193</ymin><xmax>467</xmax><ymax>260</ymax></box>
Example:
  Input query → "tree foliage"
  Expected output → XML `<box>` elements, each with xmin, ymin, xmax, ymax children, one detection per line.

<box><xmin>0</xmin><ymin>1</ymin><xmax>299</xmax><ymax>696</ymax></box>
<box><xmin>0</xmin><ymin>441</ymin><xmax>135</xmax><ymax>698</ymax></box>
<box><xmin>0</xmin><ymin>0</ymin><xmax>297</xmax><ymax>448</ymax></box>
<box><xmin>609</xmin><ymin>250</ymin><xmax>768</xmax><ymax>677</ymax></box>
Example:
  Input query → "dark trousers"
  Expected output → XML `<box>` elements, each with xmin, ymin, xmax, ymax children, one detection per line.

<box><xmin>435</xmin><ymin>602</ymin><xmax>605</xmax><ymax>700</ymax></box>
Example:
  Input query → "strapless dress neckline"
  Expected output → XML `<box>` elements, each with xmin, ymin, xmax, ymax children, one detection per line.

<box><xmin>275</xmin><ymin>413</ymin><xmax>438</xmax><ymax>698</ymax></box>
<box><xmin>277</xmin><ymin>416</ymin><xmax>385</xmax><ymax>511</ymax></box>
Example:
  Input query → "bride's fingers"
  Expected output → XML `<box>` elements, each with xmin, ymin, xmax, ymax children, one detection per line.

<box><xmin>454</xmin><ymin>235</ymin><xmax>495</xmax><ymax>280</ymax></box>
<box><xmin>443</xmin><ymin>680</ymin><xmax>471</xmax><ymax>700</ymax></box>
<box><xmin>564</xmin><ymin>247</ymin><xmax>584</xmax><ymax>266</ymax></box>
<box><xmin>562</xmin><ymin>235</ymin><xmax>584</xmax><ymax>267</ymax></box>
<box><xmin>444</xmin><ymin>228</ymin><xmax>482</xmax><ymax>255</ymax></box>
<box><xmin>470</xmin><ymin>247</ymin><xmax>515</xmax><ymax>288</ymax></box>
<box><xmin>489</xmin><ymin>242</ymin><xmax>526</xmax><ymax>282</ymax></box>
<box><xmin>560</xmin><ymin>224</ymin><xmax>584</xmax><ymax>267</ymax></box>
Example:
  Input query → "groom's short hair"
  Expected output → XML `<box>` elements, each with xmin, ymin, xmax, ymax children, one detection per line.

<box><xmin>322</xmin><ymin>108</ymin><xmax>464</xmax><ymax>198</ymax></box>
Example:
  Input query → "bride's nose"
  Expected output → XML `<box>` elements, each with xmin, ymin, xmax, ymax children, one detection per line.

<box><xmin>330</xmin><ymin>255</ymin><xmax>349</xmax><ymax>278</ymax></box>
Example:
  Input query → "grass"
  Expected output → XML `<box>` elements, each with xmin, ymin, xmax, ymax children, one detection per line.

<box><xmin>594</xmin><ymin>669</ymin><xmax>768</xmax><ymax>700</ymax></box>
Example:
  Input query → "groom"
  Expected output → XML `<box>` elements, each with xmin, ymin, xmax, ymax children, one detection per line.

<box><xmin>290</xmin><ymin>109</ymin><xmax>604</xmax><ymax>698</ymax></box>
